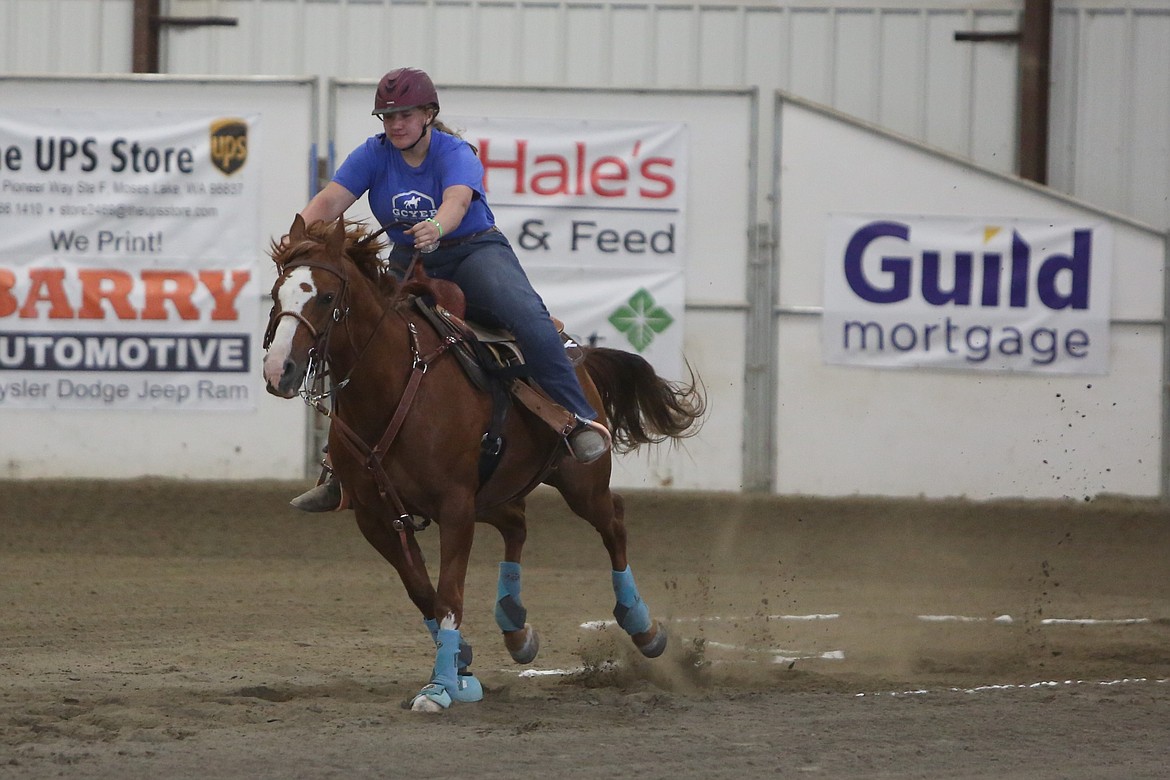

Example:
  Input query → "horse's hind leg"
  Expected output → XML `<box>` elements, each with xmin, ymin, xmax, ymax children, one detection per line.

<box><xmin>549</xmin><ymin>474</ymin><xmax>667</xmax><ymax>658</ymax></box>
<box><xmin>482</xmin><ymin>499</ymin><xmax>540</xmax><ymax>664</ymax></box>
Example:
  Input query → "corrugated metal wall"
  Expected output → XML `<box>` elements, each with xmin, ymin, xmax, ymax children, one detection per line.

<box><xmin>1051</xmin><ymin>2</ymin><xmax>1170</xmax><ymax>229</ymax></box>
<box><xmin>1</xmin><ymin>0</ymin><xmax>1165</xmax><ymax>228</ymax></box>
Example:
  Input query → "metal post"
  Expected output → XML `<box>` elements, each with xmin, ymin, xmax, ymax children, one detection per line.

<box><xmin>1017</xmin><ymin>0</ymin><xmax>1053</xmax><ymax>184</ymax></box>
<box><xmin>131</xmin><ymin>0</ymin><xmax>160</xmax><ymax>74</ymax></box>
<box><xmin>1162</xmin><ymin>230</ymin><xmax>1170</xmax><ymax>502</ymax></box>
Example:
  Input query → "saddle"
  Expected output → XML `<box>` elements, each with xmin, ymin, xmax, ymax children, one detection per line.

<box><xmin>400</xmin><ymin>265</ymin><xmax>582</xmax><ymax>484</ymax></box>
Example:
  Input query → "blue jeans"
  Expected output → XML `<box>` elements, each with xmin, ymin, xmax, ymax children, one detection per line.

<box><xmin>388</xmin><ymin>230</ymin><xmax>597</xmax><ymax>422</ymax></box>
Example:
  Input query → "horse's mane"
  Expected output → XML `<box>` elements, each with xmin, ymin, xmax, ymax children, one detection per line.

<box><xmin>270</xmin><ymin>219</ymin><xmax>400</xmax><ymax>299</ymax></box>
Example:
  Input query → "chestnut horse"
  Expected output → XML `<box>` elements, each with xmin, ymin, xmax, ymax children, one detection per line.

<box><xmin>262</xmin><ymin>216</ymin><xmax>704</xmax><ymax>712</ymax></box>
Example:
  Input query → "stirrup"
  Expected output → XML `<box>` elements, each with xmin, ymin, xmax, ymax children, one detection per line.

<box><xmin>566</xmin><ymin>417</ymin><xmax>612</xmax><ymax>464</ymax></box>
<box><xmin>289</xmin><ymin>475</ymin><xmax>346</xmax><ymax>512</ymax></box>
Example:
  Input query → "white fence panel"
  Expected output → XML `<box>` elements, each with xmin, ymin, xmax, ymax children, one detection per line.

<box><xmin>773</xmin><ymin>93</ymin><xmax>1167</xmax><ymax>500</ymax></box>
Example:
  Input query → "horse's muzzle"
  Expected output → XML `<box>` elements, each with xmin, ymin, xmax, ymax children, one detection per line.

<box><xmin>263</xmin><ymin>354</ymin><xmax>304</xmax><ymax>398</ymax></box>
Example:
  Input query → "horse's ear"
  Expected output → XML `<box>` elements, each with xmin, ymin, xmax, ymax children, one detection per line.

<box><xmin>288</xmin><ymin>213</ymin><xmax>307</xmax><ymax>241</ymax></box>
<box><xmin>326</xmin><ymin>217</ymin><xmax>347</xmax><ymax>256</ymax></box>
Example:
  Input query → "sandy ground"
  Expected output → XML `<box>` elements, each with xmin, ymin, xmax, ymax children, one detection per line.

<box><xmin>2</xmin><ymin>479</ymin><xmax>1169</xmax><ymax>779</ymax></box>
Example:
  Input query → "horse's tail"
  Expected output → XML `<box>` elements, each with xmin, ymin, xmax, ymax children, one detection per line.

<box><xmin>581</xmin><ymin>347</ymin><xmax>706</xmax><ymax>453</ymax></box>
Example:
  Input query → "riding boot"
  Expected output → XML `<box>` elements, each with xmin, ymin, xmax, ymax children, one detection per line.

<box><xmin>289</xmin><ymin>476</ymin><xmax>344</xmax><ymax>512</ymax></box>
<box><xmin>566</xmin><ymin>417</ymin><xmax>612</xmax><ymax>464</ymax></box>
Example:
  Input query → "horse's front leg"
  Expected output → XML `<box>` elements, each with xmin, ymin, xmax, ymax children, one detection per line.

<box><xmin>352</xmin><ymin>506</ymin><xmax>481</xmax><ymax>706</ymax></box>
<box><xmin>411</xmin><ymin>499</ymin><xmax>481</xmax><ymax>712</ymax></box>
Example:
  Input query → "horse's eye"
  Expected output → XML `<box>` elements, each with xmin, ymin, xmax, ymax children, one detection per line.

<box><xmin>319</xmin><ymin>292</ymin><xmax>335</xmax><ymax>306</ymax></box>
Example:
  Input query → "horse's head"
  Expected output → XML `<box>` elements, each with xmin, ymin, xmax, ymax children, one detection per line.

<box><xmin>262</xmin><ymin>214</ymin><xmax>381</xmax><ymax>398</ymax></box>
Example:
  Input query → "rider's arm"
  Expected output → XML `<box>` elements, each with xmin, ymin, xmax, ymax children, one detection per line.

<box><xmin>406</xmin><ymin>184</ymin><xmax>473</xmax><ymax>246</ymax></box>
<box><xmin>300</xmin><ymin>181</ymin><xmax>359</xmax><ymax>226</ymax></box>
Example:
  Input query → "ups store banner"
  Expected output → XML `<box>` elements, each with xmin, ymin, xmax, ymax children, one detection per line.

<box><xmin>0</xmin><ymin>110</ymin><xmax>261</xmax><ymax>410</ymax></box>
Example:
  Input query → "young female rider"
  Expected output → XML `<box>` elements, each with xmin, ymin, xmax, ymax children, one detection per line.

<box><xmin>290</xmin><ymin>67</ymin><xmax>610</xmax><ymax>511</ymax></box>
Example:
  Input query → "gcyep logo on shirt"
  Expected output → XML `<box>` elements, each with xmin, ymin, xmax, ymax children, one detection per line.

<box><xmin>392</xmin><ymin>190</ymin><xmax>436</xmax><ymax>222</ymax></box>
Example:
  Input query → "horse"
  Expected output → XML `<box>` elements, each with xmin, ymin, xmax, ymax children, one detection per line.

<box><xmin>261</xmin><ymin>215</ymin><xmax>705</xmax><ymax>712</ymax></box>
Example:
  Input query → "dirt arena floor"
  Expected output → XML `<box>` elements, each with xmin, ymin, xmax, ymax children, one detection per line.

<box><xmin>2</xmin><ymin>479</ymin><xmax>1168</xmax><ymax>779</ymax></box>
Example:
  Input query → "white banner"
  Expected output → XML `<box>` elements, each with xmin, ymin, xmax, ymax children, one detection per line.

<box><xmin>0</xmin><ymin>109</ymin><xmax>261</xmax><ymax>410</ymax></box>
<box><xmin>822</xmin><ymin>214</ymin><xmax>1113</xmax><ymax>374</ymax></box>
<box><xmin>450</xmin><ymin>117</ymin><xmax>688</xmax><ymax>377</ymax></box>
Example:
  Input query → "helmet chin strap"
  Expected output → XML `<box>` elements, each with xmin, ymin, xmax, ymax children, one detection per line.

<box><xmin>402</xmin><ymin>117</ymin><xmax>433</xmax><ymax>152</ymax></box>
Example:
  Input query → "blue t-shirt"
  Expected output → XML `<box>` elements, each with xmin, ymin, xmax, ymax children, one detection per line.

<box><xmin>332</xmin><ymin>130</ymin><xmax>495</xmax><ymax>245</ymax></box>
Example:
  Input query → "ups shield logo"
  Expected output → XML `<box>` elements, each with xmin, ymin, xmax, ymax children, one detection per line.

<box><xmin>210</xmin><ymin>118</ymin><xmax>248</xmax><ymax>175</ymax></box>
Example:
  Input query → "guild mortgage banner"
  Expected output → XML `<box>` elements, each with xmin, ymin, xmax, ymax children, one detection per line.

<box><xmin>451</xmin><ymin>116</ymin><xmax>687</xmax><ymax>378</ymax></box>
<box><xmin>822</xmin><ymin>214</ymin><xmax>1113</xmax><ymax>374</ymax></box>
<box><xmin>0</xmin><ymin>110</ymin><xmax>261</xmax><ymax>410</ymax></box>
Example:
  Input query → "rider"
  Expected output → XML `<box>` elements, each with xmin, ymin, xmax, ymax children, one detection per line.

<box><xmin>289</xmin><ymin>66</ymin><xmax>611</xmax><ymax>512</ymax></box>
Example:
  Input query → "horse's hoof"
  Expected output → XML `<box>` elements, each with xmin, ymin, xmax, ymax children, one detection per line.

<box><xmin>451</xmin><ymin>673</ymin><xmax>484</xmax><ymax>703</ymax></box>
<box><xmin>410</xmin><ymin>683</ymin><xmax>452</xmax><ymax>712</ymax></box>
<box><xmin>633</xmin><ymin>620</ymin><xmax>668</xmax><ymax>659</ymax></box>
<box><xmin>503</xmin><ymin>624</ymin><xmax>540</xmax><ymax>665</ymax></box>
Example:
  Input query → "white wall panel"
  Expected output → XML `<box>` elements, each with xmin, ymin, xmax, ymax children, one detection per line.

<box><xmin>565</xmin><ymin>6</ymin><xmax>609</xmax><ymax>85</ymax></box>
<box><xmin>1051</xmin><ymin>2</ymin><xmax>1170</xmax><ymax>229</ymax></box>
<box><xmin>4</xmin><ymin>0</ymin><xmax>53</xmax><ymax>73</ymax></box>
<box><xmin>654</xmin><ymin>8</ymin><xmax>700</xmax><ymax>87</ymax></box>
<box><xmin>743</xmin><ymin>9</ymin><xmax>786</xmax><ymax>88</ymax></box>
<box><xmin>4</xmin><ymin>1</ymin><xmax>1166</xmax><ymax>229</ymax></box>
<box><xmin>773</xmin><ymin>95</ymin><xmax>1167</xmax><ymax>500</ymax></box>
<box><xmin>611</xmin><ymin>7</ymin><xmax>653</xmax><ymax>87</ymax></box>
<box><xmin>788</xmin><ymin>9</ymin><xmax>834</xmax><ymax>104</ymax></box>
<box><xmin>520</xmin><ymin>6</ymin><xmax>565</xmax><ymax>84</ymax></box>
<box><xmin>923</xmin><ymin>11</ymin><xmax>974</xmax><ymax>159</ymax></box>
<box><xmin>1130</xmin><ymin>13</ymin><xmax>1170</xmax><ymax>224</ymax></box>
<box><xmin>876</xmin><ymin>12</ymin><xmax>922</xmax><ymax>139</ymax></box>
<box><xmin>968</xmin><ymin>13</ymin><xmax>1018</xmax><ymax>172</ymax></box>
<box><xmin>697</xmin><ymin>7</ymin><xmax>742</xmax><ymax>86</ymax></box>
<box><xmin>834</xmin><ymin>10</ymin><xmax>879</xmax><ymax>121</ymax></box>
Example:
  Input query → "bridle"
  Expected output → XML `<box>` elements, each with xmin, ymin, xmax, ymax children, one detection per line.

<box><xmin>263</xmin><ymin>254</ymin><xmax>355</xmax><ymax>403</ymax></box>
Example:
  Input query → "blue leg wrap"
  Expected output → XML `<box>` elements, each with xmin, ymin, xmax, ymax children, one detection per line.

<box><xmin>430</xmin><ymin>628</ymin><xmax>462</xmax><ymax>693</ymax></box>
<box><xmin>424</xmin><ymin>617</ymin><xmax>473</xmax><ymax>672</ymax></box>
<box><xmin>612</xmin><ymin>566</ymin><xmax>652</xmax><ymax>635</ymax></box>
<box><xmin>495</xmin><ymin>561</ymin><xmax>528</xmax><ymax>633</ymax></box>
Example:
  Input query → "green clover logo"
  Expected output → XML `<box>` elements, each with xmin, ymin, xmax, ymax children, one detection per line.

<box><xmin>608</xmin><ymin>288</ymin><xmax>674</xmax><ymax>352</ymax></box>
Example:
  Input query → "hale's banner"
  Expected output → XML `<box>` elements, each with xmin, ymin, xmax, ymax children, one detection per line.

<box><xmin>451</xmin><ymin>117</ymin><xmax>688</xmax><ymax>378</ymax></box>
<box><xmin>822</xmin><ymin>214</ymin><xmax>1112</xmax><ymax>374</ymax></box>
<box><xmin>0</xmin><ymin>109</ymin><xmax>261</xmax><ymax>410</ymax></box>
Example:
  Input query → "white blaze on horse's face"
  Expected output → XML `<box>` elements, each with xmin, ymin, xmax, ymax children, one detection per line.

<box><xmin>262</xmin><ymin>267</ymin><xmax>318</xmax><ymax>390</ymax></box>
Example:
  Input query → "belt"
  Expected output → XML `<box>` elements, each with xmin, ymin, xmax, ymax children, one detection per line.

<box><xmin>438</xmin><ymin>225</ymin><xmax>500</xmax><ymax>249</ymax></box>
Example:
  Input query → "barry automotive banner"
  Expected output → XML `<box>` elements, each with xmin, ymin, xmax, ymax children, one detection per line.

<box><xmin>0</xmin><ymin>110</ymin><xmax>261</xmax><ymax>410</ymax></box>
<box><xmin>451</xmin><ymin>116</ymin><xmax>687</xmax><ymax>378</ymax></box>
<box><xmin>822</xmin><ymin>214</ymin><xmax>1113</xmax><ymax>375</ymax></box>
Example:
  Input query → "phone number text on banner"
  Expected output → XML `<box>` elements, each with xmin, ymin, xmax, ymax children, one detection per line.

<box><xmin>0</xmin><ymin>109</ymin><xmax>261</xmax><ymax>410</ymax></box>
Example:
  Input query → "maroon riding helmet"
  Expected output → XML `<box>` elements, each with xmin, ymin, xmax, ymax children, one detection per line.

<box><xmin>372</xmin><ymin>68</ymin><xmax>439</xmax><ymax>116</ymax></box>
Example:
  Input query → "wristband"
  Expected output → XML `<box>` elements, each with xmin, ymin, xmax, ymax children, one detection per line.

<box><xmin>426</xmin><ymin>217</ymin><xmax>443</xmax><ymax>237</ymax></box>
